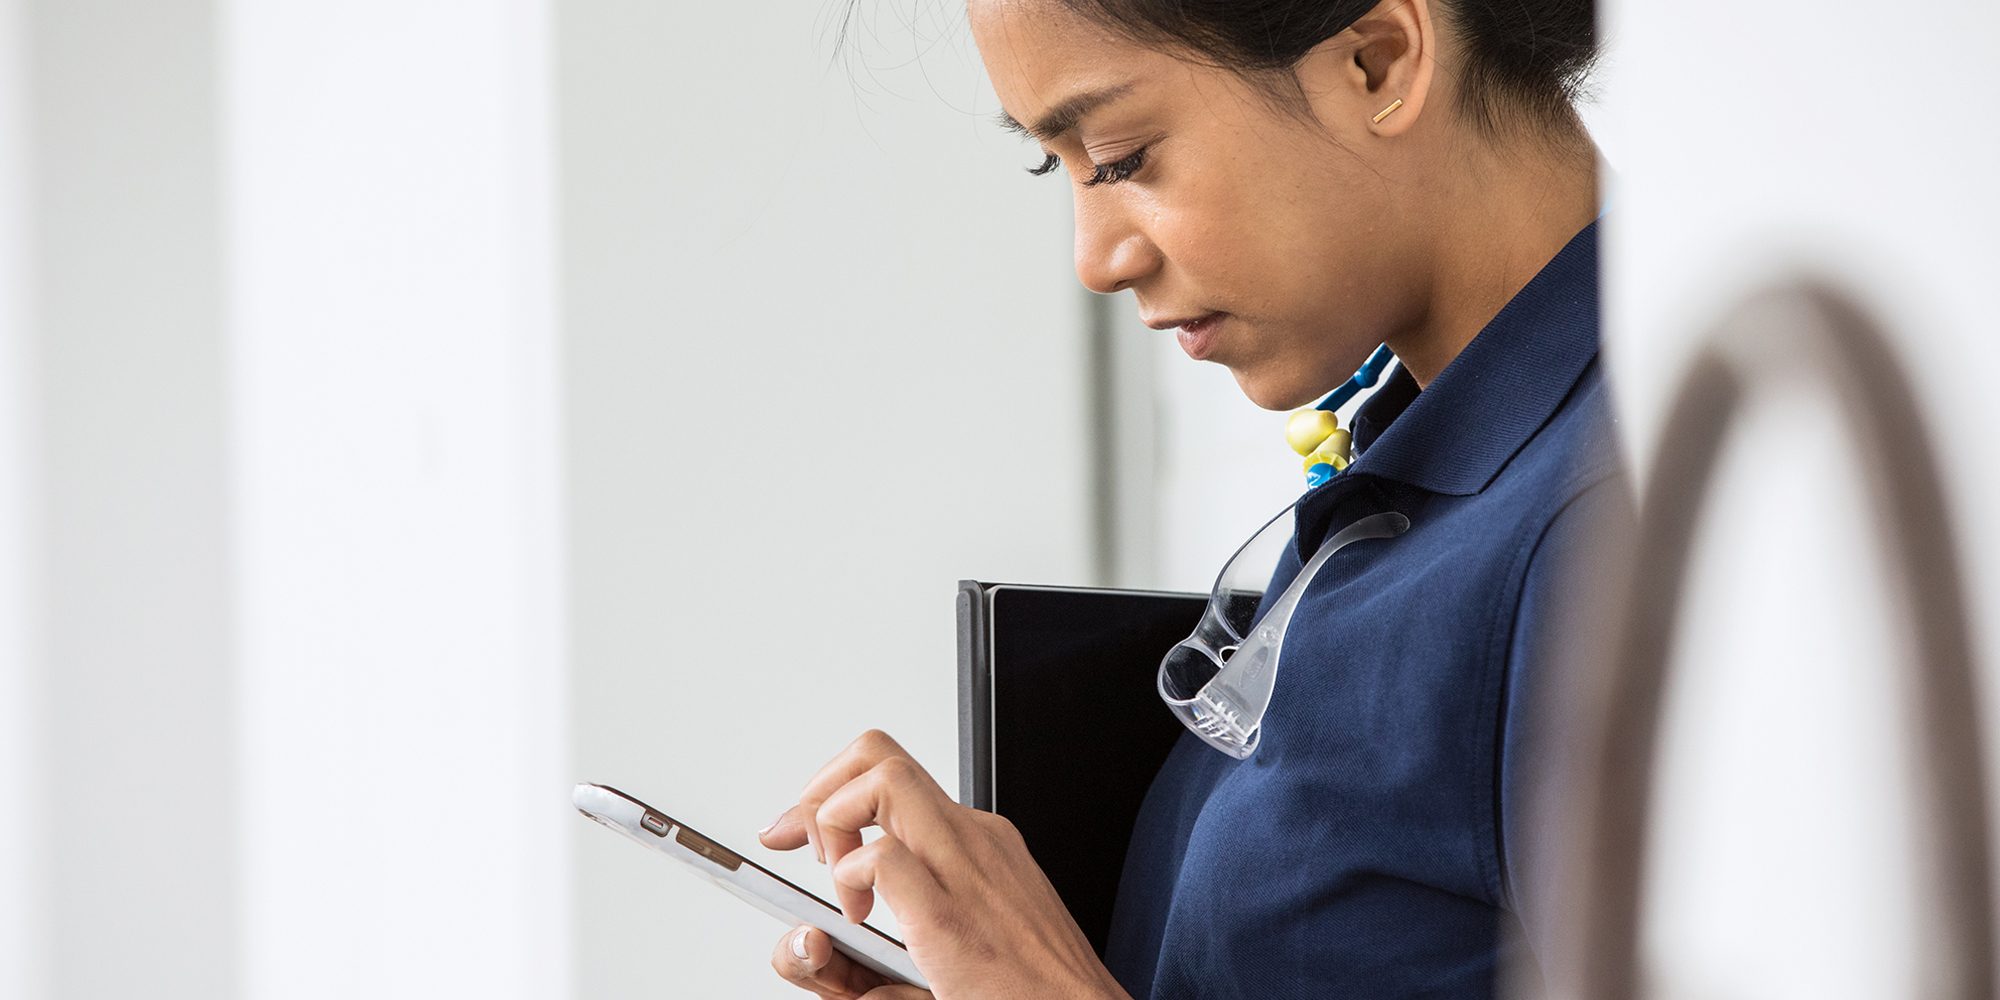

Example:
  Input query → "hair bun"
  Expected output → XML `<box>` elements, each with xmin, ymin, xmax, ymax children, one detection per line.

<box><xmin>1449</xmin><ymin>0</ymin><xmax>1599</xmax><ymax>123</ymax></box>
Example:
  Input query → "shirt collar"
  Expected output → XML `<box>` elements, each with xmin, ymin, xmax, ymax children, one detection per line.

<box><xmin>1346</xmin><ymin>219</ymin><xmax>1600</xmax><ymax>497</ymax></box>
<box><xmin>1289</xmin><ymin>219</ymin><xmax>1601</xmax><ymax>550</ymax></box>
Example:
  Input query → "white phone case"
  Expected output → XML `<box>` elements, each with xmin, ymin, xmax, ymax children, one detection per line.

<box><xmin>573</xmin><ymin>783</ymin><xmax>929</xmax><ymax>990</ymax></box>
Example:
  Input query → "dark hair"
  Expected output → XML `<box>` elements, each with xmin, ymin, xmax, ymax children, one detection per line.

<box><xmin>959</xmin><ymin>0</ymin><xmax>1597</xmax><ymax>138</ymax></box>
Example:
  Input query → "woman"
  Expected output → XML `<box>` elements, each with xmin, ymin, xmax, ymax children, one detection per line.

<box><xmin>759</xmin><ymin>0</ymin><xmax>1621</xmax><ymax>996</ymax></box>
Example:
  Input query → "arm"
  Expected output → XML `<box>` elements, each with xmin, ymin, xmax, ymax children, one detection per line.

<box><xmin>1497</xmin><ymin>473</ymin><xmax>1637</xmax><ymax>967</ymax></box>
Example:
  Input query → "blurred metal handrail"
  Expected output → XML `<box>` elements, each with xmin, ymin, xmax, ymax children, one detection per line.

<box><xmin>1556</xmin><ymin>282</ymin><xmax>1994</xmax><ymax>998</ymax></box>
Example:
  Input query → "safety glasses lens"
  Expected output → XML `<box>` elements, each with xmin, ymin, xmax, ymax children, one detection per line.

<box><xmin>1208</xmin><ymin>503</ymin><xmax>1298</xmax><ymax>638</ymax></box>
<box><xmin>1158</xmin><ymin>643</ymin><xmax>1223</xmax><ymax>702</ymax></box>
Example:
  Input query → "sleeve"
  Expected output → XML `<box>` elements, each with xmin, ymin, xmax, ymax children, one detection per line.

<box><xmin>1496</xmin><ymin>470</ymin><xmax>1638</xmax><ymax>969</ymax></box>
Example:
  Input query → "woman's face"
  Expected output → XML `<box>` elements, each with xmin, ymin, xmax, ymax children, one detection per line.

<box><xmin>970</xmin><ymin>0</ymin><xmax>1428</xmax><ymax>410</ymax></box>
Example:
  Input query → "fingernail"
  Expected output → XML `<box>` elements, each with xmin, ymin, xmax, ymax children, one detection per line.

<box><xmin>791</xmin><ymin>927</ymin><xmax>811</xmax><ymax>960</ymax></box>
<box><xmin>757</xmin><ymin>814</ymin><xmax>780</xmax><ymax>837</ymax></box>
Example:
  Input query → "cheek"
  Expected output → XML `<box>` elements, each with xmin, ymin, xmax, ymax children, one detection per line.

<box><xmin>1145</xmin><ymin>170</ymin><xmax>1295</xmax><ymax>311</ymax></box>
<box><xmin>1146</xmin><ymin>137</ymin><xmax>1402</xmax><ymax>387</ymax></box>
<box><xmin>1228</xmin><ymin>174</ymin><xmax>1403</xmax><ymax>345</ymax></box>
<box><xmin>1154</xmin><ymin>148</ymin><xmax>1373</xmax><ymax>316</ymax></box>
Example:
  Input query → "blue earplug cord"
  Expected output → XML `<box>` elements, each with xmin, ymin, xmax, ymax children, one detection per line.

<box><xmin>1301</xmin><ymin>344</ymin><xmax>1395</xmax><ymax>487</ymax></box>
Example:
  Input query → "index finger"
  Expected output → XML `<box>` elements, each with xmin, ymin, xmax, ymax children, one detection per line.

<box><xmin>760</xmin><ymin>730</ymin><xmax>932</xmax><ymax>860</ymax></box>
<box><xmin>815</xmin><ymin>756</ymin><xmax>956</xmax><ymax>889</ymax></box>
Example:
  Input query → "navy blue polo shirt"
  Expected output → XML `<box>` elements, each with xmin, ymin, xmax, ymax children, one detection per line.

<box><xmin>1103</xmin><ymin>221</ymin><xmax>1628</xmax><ymax>999</ymax></box>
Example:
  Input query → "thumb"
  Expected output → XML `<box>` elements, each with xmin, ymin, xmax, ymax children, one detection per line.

<box><xmin>771</xmin><ymin>925</ymin><xmax>897</xmax><ymax>999</ymax></box>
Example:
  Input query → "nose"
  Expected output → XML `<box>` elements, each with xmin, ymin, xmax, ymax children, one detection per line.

<box><xmin>1072</xmin><ymin>196</ymin><xmax>1161</xmax><ymax>295</ymax></box>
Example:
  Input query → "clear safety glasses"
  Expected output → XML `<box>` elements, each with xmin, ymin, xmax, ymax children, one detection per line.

<box><xmin>1157</xmin><ymin>503</ymin><xmax>1409</xmax><ymax>759</ymax></box>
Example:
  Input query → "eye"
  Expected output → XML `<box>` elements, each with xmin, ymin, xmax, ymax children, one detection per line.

<box><xmin>1085</xmin><ymin>146</ymin><xmax>1148</xmax><ymax>187</ymax></box>
<box><xmin>1022</xmin><ymin>146</ymin><xmax>1152</xmax><ymax>185</ymax></box>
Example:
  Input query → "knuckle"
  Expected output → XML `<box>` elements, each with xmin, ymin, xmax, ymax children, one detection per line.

<box><xmin>831</xmin><ymin>849</ymin><xmax>867</xmax><ymax>888</ymax></box>
<box><xmin>996</xmin><ymin>809</ymin><xmax>1024</xmax><ymax>834</ymax></box>
<box><xmin>855</xmin><ymin>728</ymin><xmax>894</xmax><ymax>755</ymax></box>
<box><xmin>874</xmin><ymin>754</ymin><xmax>920</xmax><ymax>786</ymax></box>
<box><xmin>963</xmin><ymin>809</ymin><xmax>1026</xmax><ymax>864</ymax></box>
<box><xmin>832</xmin><ymin>839</ymin><xmax>862</xmax><ymax>869</ymax></box>
<box><xmin>988</xmin><ymin>812</ymin><xmax>1025</xmax><ymax>846</ymax></box>
<box><xmin>864</xmin><ymin>834</ymin><xmax>905</xmax><ymax>869</ymax></box>
<box><xmin>971</xmin><ymin>806</ymin><xmax>1017</xmax><ymax>837</ymax></box>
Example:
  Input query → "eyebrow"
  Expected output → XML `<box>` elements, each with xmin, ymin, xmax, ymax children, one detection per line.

<box><xmin>993</xmin><ymin>82</ymin><xmax>1136</xmax><ymax>143</ymax></box>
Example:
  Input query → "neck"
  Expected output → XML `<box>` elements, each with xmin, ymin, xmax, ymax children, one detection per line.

<box><xmin>1386</xmin><ymin>135</ymin><xmax>1601</xmax><ymax>389</ymax></box>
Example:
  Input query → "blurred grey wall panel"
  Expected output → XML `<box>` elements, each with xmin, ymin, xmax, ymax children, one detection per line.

<box><xmin>27</xmin><ymin>2</ymin><xmax>236</xmax><ymax>998</ymax></box>
<box><xmin>0</xmin><ymin>0</ymin><xmax>44</xmax><ymax>995</ymax></box>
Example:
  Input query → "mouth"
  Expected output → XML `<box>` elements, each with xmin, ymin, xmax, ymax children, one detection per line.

<box><xmin>1150</xmin><ymin>312</ymin><xmax>1226</xmax><ymax>361</ymax></box>
<box><xmin>1168</xmin><ymin>314</ymin><xmax>1216</xmax><ymax>362</ymax></box>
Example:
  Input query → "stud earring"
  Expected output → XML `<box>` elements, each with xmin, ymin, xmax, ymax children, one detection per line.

<box><xmin>1372</xmin><ymin>98</ymin><xmax>1405</xmax><ymax>125</ymax></box>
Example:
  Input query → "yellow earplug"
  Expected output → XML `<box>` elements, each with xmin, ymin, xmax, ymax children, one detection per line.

<box><xmin>1318</xmin><ymin>428</ymin><xmax>1352</xmax><ymax>463</ymax></box>
<box><xmin>1303</xmin><ymin>429</ymin><xmax>1353</xmax><ymax>473</ymax></box>
<box><xmin>1286</xmin><ymin>410</ymin><xmax>1340</xmax><ymax>456</ymax></box>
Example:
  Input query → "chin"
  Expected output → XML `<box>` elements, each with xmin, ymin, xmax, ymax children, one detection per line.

<box><xmin>1229</xmin><ymin>368</ymin><xmax>1322</xmax><ymax>412</ymax></box>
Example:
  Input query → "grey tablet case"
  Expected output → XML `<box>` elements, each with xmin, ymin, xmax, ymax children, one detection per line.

<box><xmin>955</xmin><ymin>581</ymin><xmax>1207</xmax><ymax>955</ymax></box>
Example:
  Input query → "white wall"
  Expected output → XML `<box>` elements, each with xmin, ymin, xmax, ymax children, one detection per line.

<box><xmin>557</xmin><ymin>3</ymin><xmax>1093</xmax><ymax>996</ymax></box>
<box><xmin>225</xmin><ymin>2</ymin><xmax>569</xmax><ymax>997</ymax></box>
<box><xmin>1594</xmin><ymin>2</ymin><xmax>2000</xmax><ymax>996</ymax></box>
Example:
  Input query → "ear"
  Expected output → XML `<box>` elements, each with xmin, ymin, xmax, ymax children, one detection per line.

<box><xmin>1294</xmin><ymin>0</ymin><xmax>1436</xmax><ymax>138</ymax></box>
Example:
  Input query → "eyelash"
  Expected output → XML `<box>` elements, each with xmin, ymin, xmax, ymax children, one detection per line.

<box><xmin>1026</xmin><ymin>146</ymin><xmax>1150</xmax><ymax>186</ymax></box>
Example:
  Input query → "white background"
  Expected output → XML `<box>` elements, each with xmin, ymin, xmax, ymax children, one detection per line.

<box><xmin>3</xmin><ymin>2</ymin><xmax>1998</xmax><ymax>998</ymax></box>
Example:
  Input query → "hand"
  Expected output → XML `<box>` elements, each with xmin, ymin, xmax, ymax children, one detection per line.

<box><xmin>760</xmin><ymin>730</ymin><xmax>1131</xmax><ymax>1000</ymax></box>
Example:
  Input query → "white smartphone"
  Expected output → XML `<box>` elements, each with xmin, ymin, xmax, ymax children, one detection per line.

<box><xmin>573</xmin><ymin>782</ymin><xmax>928</xmax><ymax>990</ymax></box>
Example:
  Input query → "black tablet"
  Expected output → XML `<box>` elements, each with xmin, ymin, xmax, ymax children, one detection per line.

<box><xmin>955</xmin><ymin>581</ymin><xmax>1208</xmax><ymax>956</ymax></box>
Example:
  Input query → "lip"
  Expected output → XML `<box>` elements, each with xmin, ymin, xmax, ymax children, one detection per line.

<box><xmin>1147</xmin><ymin>311</ymin><xmax>1226</xmax><ymax>361</ymax></box>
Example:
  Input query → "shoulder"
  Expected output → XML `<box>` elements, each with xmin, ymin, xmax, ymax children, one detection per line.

<box><xmin>1494</xmin><ymin>356</ymin><xmax>1627</xmax><ymax>521</ymax></box>
<box><xmin>1510</xmin><ymin>358</ymin><xmax>1635</xmax><ymax>624</ymax></box>
<box><xmin>1490</xmin><ymin>369</ymin><xmax>1636</xmax><ymax>937</ymax></box>
<box><xmin>1453</xmin><ymin>355</ymin><xmax>1631</xmax><ymax>639</ymax></box>
<box><xmin>1495</xmin><ymin>354</ymin><xmax>1634</xmax><ymax>737</ymax></box>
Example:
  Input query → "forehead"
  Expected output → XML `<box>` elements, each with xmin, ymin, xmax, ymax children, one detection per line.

<box><xmin>967</xmin><ymin>0</ymin><xmax>1178</xmax><ymax>122</ymax></box>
